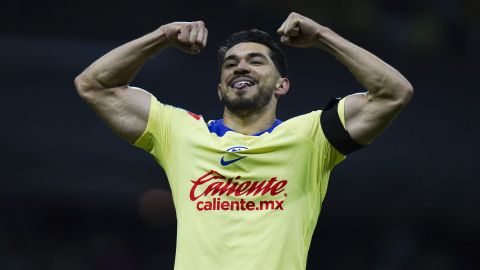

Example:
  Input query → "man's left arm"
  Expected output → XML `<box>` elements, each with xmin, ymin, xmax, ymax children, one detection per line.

<box><xmin>278</xmin><ymin>12</ymin><xmax>414</xmax><ymax>145</ymax></box>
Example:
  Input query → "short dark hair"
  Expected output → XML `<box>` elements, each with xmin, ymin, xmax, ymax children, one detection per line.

<box><xmin>217</xmin><ymin>29</ymin><xmax>288</xmax><ymax>77</ymax></box>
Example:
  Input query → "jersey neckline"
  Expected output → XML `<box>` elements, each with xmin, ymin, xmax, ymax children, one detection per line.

<box><xmin>207</xmin><ymin>119</ymin><xmax>282</xmax><ymax>137</ymax></box>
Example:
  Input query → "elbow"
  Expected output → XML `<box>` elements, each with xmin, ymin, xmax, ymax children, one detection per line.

<box><xmin>371</xmin><ymin>82</ymin><xmax>413</xmax><ymax>109</ymax></box>
<box><xmin>387</xmin><ymin>80</ymin><xmax>414</xmax><ymax>108</ymax></box>
<box><xmin>74</xmin><ymin>73</ymin><xmax>96</xmax><ymax>100</ymax></box>
<box><xmin>399</xmin><ymin>82</ymin><xmax>414</xmax><ymax>106</ymax></box>
<box><xmin>74</xmin><ymin>74</ymin><xmax>87</xmax><ymax>96</ymax></box>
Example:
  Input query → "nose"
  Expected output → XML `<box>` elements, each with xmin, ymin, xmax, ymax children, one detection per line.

<box><xmin>233</xmin><ymin>61</ymin><xmax>251</xmax><ymax>75</ymax></box>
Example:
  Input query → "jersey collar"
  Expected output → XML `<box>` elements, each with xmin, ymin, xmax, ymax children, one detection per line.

<box><xmin>208</xmin><ymin>119</ymin><xmax>282</xmax><ymax>137</ymax></box>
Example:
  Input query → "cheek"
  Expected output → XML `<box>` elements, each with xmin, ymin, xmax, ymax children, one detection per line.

<box><xmin>219</xmin><ymin>71</ymin><xmax>228</xmax><ymax>81</ymax></box>
<box><xmin>221</xmin><ymin>75</ymin><xmax>233</xmax><ymax>88</ymax></box>
<box><xmin>260</xmin><ymin>74</ymin><xmax>277</xmax><ymax>87</ymax></box>
<box><xmin>259</xmin><ymin>69</ymin><xmax>277</xmax><ymax>82</ymax></box>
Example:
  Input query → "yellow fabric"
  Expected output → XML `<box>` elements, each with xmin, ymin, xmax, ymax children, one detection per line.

<box><xmin>134</xmin><ymin>95</ymin><xmax>346</xmax><ymax>270</ymax></box>
<box><xmin>338</xmin><ymin>97</ymin><xmax>346</xmax><ymax>129</ymax></box>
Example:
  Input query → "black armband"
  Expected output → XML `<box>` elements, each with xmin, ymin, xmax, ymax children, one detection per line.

<box><xmin>320</xmin><ymin>97</ymin><xmax>365</xmax><ymax>155</ymax></box>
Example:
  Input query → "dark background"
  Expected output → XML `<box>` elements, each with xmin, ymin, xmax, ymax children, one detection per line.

<box><xmin>1</xmin><ymin>0</ymin><xmax>478</xmax><ymax>269</ymax></box>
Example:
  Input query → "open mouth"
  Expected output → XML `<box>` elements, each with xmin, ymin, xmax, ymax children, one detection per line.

<box><xmin>230</xmin><ymin>77</ymin><xmax>256</xmax><ymax>90</ymax></box>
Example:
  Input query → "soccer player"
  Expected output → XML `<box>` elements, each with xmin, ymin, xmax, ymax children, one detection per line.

<box><xmin>75</xmin><ymin>12</ymin><xmax>413</xmax><ymax>270</ymax></box>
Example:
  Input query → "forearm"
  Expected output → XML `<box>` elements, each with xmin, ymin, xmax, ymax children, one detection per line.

<box><xmin>315</xmin><ymin>28</ymin><xmax>413</xmax><ymax>102</ymax></box>
<box><xmin>76</xmin><ymin>27</ymin><xmax>169</xmax><ymax>90</ymax></box>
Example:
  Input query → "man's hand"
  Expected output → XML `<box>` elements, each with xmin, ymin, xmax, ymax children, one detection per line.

<box><xmin>160</xmin><ymin>21</ymin><xmax>208</xmax><ymax>54</ymax></box>
<box><xmin>277</xmin><ymin>12</ymin><xmax>327</xmax><ymax>48</ymax></box>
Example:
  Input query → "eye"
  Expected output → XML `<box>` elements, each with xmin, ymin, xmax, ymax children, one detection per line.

<box><xmin>251</xmin><ymin>60</ymin><xmax>263</xmax><ymax>65</ymax></box>
<box><xmin>225</xmin><ymin>62</ymin><xmax>236</xmax><ymax>68</ymax></box>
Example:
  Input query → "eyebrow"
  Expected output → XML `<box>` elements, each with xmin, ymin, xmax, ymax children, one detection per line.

<box><xmin>224</xmin><ymin>52</ymin><xmax>268</xmax><ymax>62</ymax></box>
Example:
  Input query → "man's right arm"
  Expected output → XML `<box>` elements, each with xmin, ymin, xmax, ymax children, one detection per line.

<box><xmin>74</xmin><ymin>21</ymin><xmax>208</xmax><ymax>144</ymax></box>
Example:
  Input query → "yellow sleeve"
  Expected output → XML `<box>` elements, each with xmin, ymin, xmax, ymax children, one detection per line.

<box><xmin>322</xmin><ymin>97</ymin><xmax>348</xmax><ymax>169</ymax></box>
<box><xmin>133</xmin><ymin>95</ymin><xmax>179</xmax><ymax>168</ymax></box>
<box><xmin>338</xmin><ymin>97</ymin><xmax>346</xmax><ymax>129</ymax></box>
<box><xmin>318</xmin><ymin>110</ymin><xmax>346</xmax><ymax>171</ymax></box>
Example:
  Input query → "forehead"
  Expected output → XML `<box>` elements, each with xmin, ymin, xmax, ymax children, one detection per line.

<box><xmin>224</xmin><ymin>42</ymin><xmax>271</xmax><ymax>59</ymax></box>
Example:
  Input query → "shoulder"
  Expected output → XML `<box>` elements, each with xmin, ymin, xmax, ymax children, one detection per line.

<box><xmin>150</xmin><ymin>96</ymin><xmax>205</xmax><ymax>122</ymax></box>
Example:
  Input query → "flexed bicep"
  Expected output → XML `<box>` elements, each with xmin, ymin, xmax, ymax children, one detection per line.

<box><xmin>74</xmin><ymin>20</ymin><xmax>208</xmax><ymax>144</ymax></box>
<box><xmin>76</xmin><ymin>81</ymin><xmax>152</xmax><ymax>144</ymax></box>
<box><xmin>344</xmin><ymin>91</ymin><xmax>408</xmax><ymax>146</ymax></box>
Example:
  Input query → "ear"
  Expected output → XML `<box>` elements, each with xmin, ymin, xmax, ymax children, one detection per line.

<box><xmin>274</xmin><ymin>77</ymin><xmax>290</xmax><ymax>97</ymax></box>
<box><xmin>217</xmin><ymin>83</ymin><xmax>223</xmax><ymax>101</ymax></box>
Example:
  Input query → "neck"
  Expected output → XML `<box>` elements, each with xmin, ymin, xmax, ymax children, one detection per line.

<box><xmin>222</xmin><ymin>103</ymin><xmax>277</xmax><ymax>135</ymax></box>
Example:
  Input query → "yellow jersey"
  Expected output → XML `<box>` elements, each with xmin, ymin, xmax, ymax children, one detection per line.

<box><xmin>134</xmin><ymin>95</ymin><xmax>347</xmax><ymax>270</ymax></box>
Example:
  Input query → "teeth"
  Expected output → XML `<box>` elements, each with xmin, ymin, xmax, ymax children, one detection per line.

<box><xmin>233</xmin><ymin>80</ymin><xmax>254</xmax><ymax>89</ymax></box>
<box><xmin>232</xmin><ymin>80</ymin><xmax>254</xmax><ymax>89</ymax></box>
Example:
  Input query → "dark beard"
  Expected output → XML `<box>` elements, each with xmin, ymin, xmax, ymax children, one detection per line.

<box><xmin>221</xmin><ymin>85</ymin><xmax>273</xmax><ymax>114</ymax></box>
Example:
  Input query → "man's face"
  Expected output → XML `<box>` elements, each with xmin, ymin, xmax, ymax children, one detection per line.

<box><xmin>218</xmin><ymin>42</ymin><xmax>282</xmax><ymax>114</ymax></box>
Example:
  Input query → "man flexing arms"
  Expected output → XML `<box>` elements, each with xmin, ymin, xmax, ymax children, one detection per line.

<box><xmin>75</xmin><ymin>12</ymin><xmax>412</xmax><ymax>270</ymax></box>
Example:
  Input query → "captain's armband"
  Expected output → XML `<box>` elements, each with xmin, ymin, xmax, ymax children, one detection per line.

<box><xmin>320</xmin><ymin>97</ymin><xmax>365</xmax><ymax>155</ymax></box>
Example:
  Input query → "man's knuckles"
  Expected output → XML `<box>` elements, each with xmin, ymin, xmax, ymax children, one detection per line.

<box><xmin>162</xmin><ymin>21</ymin><xmax>207</xmax><ymax>52</ymax></box>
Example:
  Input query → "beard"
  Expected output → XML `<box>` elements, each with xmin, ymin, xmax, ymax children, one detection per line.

<box><xmin>220</xmin><ymin>84</ymin><xmax>274</xmax><ymax>114</ymax></box>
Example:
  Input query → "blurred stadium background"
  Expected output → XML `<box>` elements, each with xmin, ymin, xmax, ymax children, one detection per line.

<box><xmin>1</xmin><ymin>0</ymin><xmax>478</xmax><ymax>269</ymax></box>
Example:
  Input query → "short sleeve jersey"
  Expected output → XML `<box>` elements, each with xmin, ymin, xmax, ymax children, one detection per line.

<box><xmin>134</xmin><ymin>95</ymin><xmax>347</xmax><ymax>270</ymax></box>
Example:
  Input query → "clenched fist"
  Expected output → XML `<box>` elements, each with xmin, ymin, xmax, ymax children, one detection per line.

<box><xmin>159</xmin><ymin>21</ymin><xmax>208</xmax><ymax>54</ymax></box>
<box><xmin>277</xmin><ymin>12</ymin><xmax>328</xmax><ymax>48</ymax></box>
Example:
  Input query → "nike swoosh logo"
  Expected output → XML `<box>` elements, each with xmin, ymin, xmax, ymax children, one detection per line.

<box><xmin>220</xmin><ymin>156</ymin><xmax>246</xmax><ymax>166</ymax></box>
